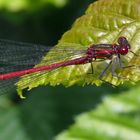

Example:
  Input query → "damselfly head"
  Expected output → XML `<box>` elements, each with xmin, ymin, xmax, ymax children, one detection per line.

<box><xmin>117</xmin><ymin>37</ymin><xmax>139</xmax><ymax>57</ymax></box>
<box><xmin>118</xmin><ymin>36</ymin><xmax>131</xmax><ymax>49</ymax></box>
<box><xmin>117</xmin><ymin>36</ymin><xmax>131</xmax><ymax>55</ymax></box>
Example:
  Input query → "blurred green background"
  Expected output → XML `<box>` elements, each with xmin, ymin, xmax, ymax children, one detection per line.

<box><xmin>0</xmin><ymin>0</ymin><xmax>140</xmax><ymax>140</ymax></box>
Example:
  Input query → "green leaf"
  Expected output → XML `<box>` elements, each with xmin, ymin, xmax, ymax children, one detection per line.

<box><xmin>0</xmin><ymin>85</ymin><xmax>107</xmax><ymax>140</ymax></box>
<box><xmin>0</xmin><ymin>96</ymin><xmax>31</xmax><ymax>140</ymax></box>
<box><xmin>17</xmin><ymin>0</ymin><xmax>140</xmax><ymax>98</ymax></box>
<box><xmin>55</xmin><ymin>84</ymin><xmax>140</xmax><ymax>140</ymax></box>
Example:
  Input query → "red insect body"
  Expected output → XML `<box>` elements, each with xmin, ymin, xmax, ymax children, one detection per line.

<box><xmin>0</xmin><ymin>36</ymin><xmax>130</xmax><ymax>81</ymax></box>
<box><xmin>0</xmin><ymin>57</ymin><xmax>89</xmax><ymax>80</ymax></box>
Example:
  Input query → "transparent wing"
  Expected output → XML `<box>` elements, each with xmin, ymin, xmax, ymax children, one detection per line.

<box><xmin>0</xmin><ymin>39</ymin><xmax>86</xmax><ymax>74</ymax></box>
<box><xmin>0</xmin><ymin>77</ymin><xmax>19</xmax><ymax>96</ymax></box>
<box><xmin>0</xmin><ymin>54</ymin><xmax>86</xmax><ymax>96</ymax></box>
<box><xmin>0</xmin><ymin>39</ymin><xmax>87</xmax><ymax>96</ymax></box>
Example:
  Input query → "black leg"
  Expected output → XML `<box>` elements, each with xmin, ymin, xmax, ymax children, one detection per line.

<box><xmin>112</xmin><ymin>55</ymin><xmax>134</xmax><ymax>82</ymax></box>
<box><xmin>99</xmin><ymin>60</ymin><xmax>112</xmax><ymax>79</ymax></box>
<box><xmin>111</xmin><ymin>56</ymin><xmax>126</xmax><ymax>79</ymax></box>
<box><xmin>87</xmin><ymin>62</ymin><xmax>94</xmax><ymax>75</ymax></box>
<box><xmin>118</xmin><ymin>54</ymin><xmax>135</xmax><ymax>69</ymax></box>
<box><xmin>98</xmin><ymin>55</ymin><xmax>135</xmax><ymax>85</ymax></box>
<box><xmin>90</xmin><ymin>62</ymin><xmax>94</xmax><ymax>74</ymax></box>
<box><xmin>99</xmin><ymin>60</ymin><xmax>117</xmax><ymax>86</ymax></box>
<box><xmin>88</xmin><ymin>59</ymin><xmax>109</xmax><ymax>75</ymax></box>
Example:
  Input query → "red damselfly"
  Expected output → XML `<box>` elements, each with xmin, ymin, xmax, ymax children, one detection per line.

<box><xmin>0</xmin><ymin>36</ymin><xmax>136</xmax><ymax>96</ymax></box>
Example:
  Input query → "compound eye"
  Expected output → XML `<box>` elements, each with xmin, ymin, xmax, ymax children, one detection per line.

<box><xmin>119</xmin><ymin>47</ymin><xmax>128</xmax><ymax>55</ymax></box>
<box><xmin>118</xmin><ymin>36</ymin><xmax>128</xmax><ymax>45</ymax></box>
